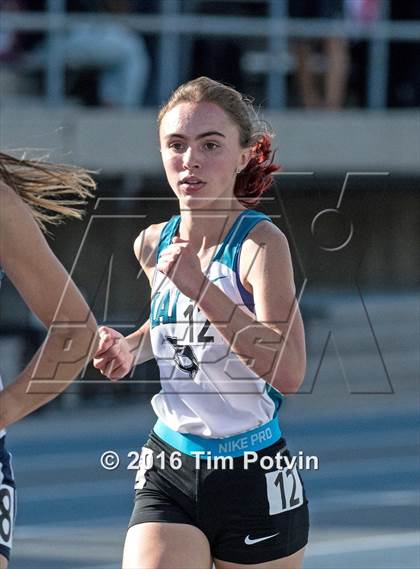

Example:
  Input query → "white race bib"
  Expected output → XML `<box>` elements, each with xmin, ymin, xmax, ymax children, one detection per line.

<box><xmin>0</xmin><ymin>483</ymin><xmax>14</xmax><ymax>549</ymax></box>
<box><xmin>265</xmin><ymin>465</ymin><xmax>304</xmax><ymax>515</ymax></box>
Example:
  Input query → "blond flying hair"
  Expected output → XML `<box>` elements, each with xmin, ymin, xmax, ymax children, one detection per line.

<box><xmin>0</xmin><ymin>151</ymin><xmax>96</xmax><ymax>233</ymax></box>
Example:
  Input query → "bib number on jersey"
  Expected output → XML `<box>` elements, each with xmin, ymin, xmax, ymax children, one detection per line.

<box><xmin>184</xmin><ymin>305</ymin><xmax>214</xmax><ymax>344</ymax></box>
<box><xmin>265</xmin><ymin>465</ymin><xmax>304</xmax><ymax>515</ymax></box>
<box><xmin>0</xmin><ymin>484</ymin><xmax>14</xmax><ymax>549</ymax></box>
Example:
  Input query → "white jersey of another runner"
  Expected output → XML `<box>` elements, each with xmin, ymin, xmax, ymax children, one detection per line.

<box><xmin>149</xmin><ymin>209</ymin><xmax>283</xmax><ymax>438</ymax></box>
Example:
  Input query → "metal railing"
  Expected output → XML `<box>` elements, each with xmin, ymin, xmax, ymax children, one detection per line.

<box><xmin>1</xmin><ymin>0</ymin><xmax>419</xmax><ymax>108</ymax></box>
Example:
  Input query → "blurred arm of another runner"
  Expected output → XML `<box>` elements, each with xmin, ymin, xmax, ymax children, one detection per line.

<box><xmin>0</xmin><ymin>182</ymin><xmax>98</xmax><ymax>429</ymax></box>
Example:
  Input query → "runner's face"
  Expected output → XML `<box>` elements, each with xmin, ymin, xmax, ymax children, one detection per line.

<box><xmin>159</xmin><ymin>102</ymin><xmax>250</xmax><ymax>209</ymax></box>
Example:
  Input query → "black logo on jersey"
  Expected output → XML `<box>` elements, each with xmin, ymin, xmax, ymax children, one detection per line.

<box><xmin>166</xmin><ymin>336</ymin><xmax>199</xmax><ymax>379</ymax></box>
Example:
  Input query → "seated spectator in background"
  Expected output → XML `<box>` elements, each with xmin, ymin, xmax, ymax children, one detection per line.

<box><xmin>60</xmin><ymin>0</ymin><xmax>150</xmax><ymax>108</ymax></box>
<box><xmin>17</xmin><ymin>0</ymin><xmax>149</xmax><ymax>107</ymax></box>
<box><xmin>0</xmin><ymin>0</ymin><xmax>24</xmax><ymax>63</ymax></box>
<box><xmin>290</xmin><ymin>0</ymin><xmax>349</xmax><ymax>109</ymax></box>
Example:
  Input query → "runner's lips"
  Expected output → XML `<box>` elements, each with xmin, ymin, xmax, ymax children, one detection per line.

<box><xmin>179</xmin><ymin>176</ymin><xmax>205</xmax><ymax>185</ymax></box>
<box><xmin>179</xmin><ymin>177</ymin><xmax>206</xmax><ymax>191</ymax></box>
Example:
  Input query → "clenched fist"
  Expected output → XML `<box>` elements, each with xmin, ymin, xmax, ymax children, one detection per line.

<box><xmin>157</xmin><ymin>236</ymin><xmax>207</xmax><ymax>300</ymax></box>
<box><xmin>93</xmin><ymin>326</ymin><xmax>134</xmax><ymax>381</ymax></box>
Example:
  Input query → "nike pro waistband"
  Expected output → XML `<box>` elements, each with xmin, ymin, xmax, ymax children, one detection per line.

<box><xmin>153</xmin><ymin>416</ymin><xmax>281</xmax><ymax>459</ymax></box>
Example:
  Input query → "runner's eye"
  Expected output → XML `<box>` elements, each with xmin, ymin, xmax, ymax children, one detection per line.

<box><xmin>203</xmin><ymin>142</ymin><xmax>219</xmax><ymax>151</ymax></box>
<box><xmin>169</xmin><ymin>142</ymin><xmax>186</xmax><ymax>152</ymax></box>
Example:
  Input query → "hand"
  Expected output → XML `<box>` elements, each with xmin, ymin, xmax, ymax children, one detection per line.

<box><xmin>93</xmin><ymin>326</ymin><xmax>134</xmax><ymax>381</ymax></box>
<box><xmin>157</xmin><ymin>236</ymin><xmax>207</xmax><ymax>300</ymax></box>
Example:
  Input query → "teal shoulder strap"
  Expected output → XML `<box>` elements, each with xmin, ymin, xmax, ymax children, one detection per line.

<box><xmin>156</xmin><ymin>216</ymin><xmax>181</xmax><ymax>261</ymax></box>
<box><xmin>213</xmin><ymin>209</ymin><xmax>272</xmax><ymax>270</ymax></box>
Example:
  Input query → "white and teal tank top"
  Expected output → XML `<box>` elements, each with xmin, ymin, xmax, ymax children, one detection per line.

<box><xmin>149</xmin><ymin>209</ymin><xmax>283</xmax><ymax>438</ymax></box>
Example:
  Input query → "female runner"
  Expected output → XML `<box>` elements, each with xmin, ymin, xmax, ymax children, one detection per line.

<box><xmin>0</xmin><ymin>152</ymin><xmax>98</xmax><ymax>567</ymax></box>
<box><xmin>94</xmin><ymin>76</ymin><xmax>309</xmax><ymax>568</ymax></box>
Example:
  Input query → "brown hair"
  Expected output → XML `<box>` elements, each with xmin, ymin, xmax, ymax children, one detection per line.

<box><xmin>0</xmin><ymin>151</ymin><xmax>95</xmax><ymax>232</ymax></box>
<box><xmin>158</xmin><ymin>76</ymin><xmax>281</xmax><ymax>207</ymax></box>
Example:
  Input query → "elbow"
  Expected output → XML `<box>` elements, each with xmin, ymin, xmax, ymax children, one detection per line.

<box><xmin>276</xmin><ymin>370</ymin><xmax>305</xmax><ymax>395</ymax></box>
<box><xmin>270</xmin><ymin>372</ymin><xmax>304</xmax><ymax>396</ymax></box>
<box><xmin>270</xmin><ymin>358</ymin><xmax>306</xmax><ymax>395</ymax></box>
<box><xmin>275</xmin><ymin>336</ymin><xmax>306</xmax><ymax>395</ymax></box>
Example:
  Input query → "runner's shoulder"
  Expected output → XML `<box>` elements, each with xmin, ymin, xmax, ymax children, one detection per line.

<box><xmin>134</xmin><ymin>221</ymin><xmax>167</xmax><ymax>271</ymax></box>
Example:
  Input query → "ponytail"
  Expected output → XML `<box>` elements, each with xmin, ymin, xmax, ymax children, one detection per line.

<box><xmin>234</xmin><ymin>133</ymin><xmax>281</xmax><ymax>207</ymax></box>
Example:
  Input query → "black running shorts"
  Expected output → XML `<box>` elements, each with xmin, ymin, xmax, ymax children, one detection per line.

<box><xmin>128</xmin><ymin>431</ymin><xmax>309</xmax><ymax>564</ymax></box>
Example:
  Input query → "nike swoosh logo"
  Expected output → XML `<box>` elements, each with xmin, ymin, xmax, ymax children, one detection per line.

<box><xmin>211</xmin><ymin>276</ymin><xmax>228</xmax><ymax>283</ymax></box>
<box><xmin>244</xmin><ymin>532</ymin><xmax>280</xmax><ymax>545</ymax></box>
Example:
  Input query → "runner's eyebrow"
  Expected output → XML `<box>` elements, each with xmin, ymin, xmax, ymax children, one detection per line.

<box><xmin>165</xmin><ymin>131</ymin><xmax>226</xmax><ymax>140</ymax></box>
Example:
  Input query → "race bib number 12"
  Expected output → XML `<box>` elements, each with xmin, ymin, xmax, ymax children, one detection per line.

<box><xmin>265</xmin><ymin>465</ymin><xmax>304</xmax><ymax>515</ymax></box>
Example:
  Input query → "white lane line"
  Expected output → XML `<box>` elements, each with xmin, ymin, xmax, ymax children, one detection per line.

<box><xmin>11</xmin><ymin>422</ymin><xmax>418</xmax><ymax>461</ymax></box>
<box><xmin>78</xmin><ymin>565</ymin><xmax>116</xmax><ymax>569</ymax></box>
<box><xmin>293</xmin><ymin>435</ymin><xmax>419</xmax><ymax>457</ymax></box>
<box><xmin>15</xmin><ymin>519</ymin><xmax>127</xmax><ymax>538</ymax></box>
<box><xmin>17</xmin><ymin>467</ymin><xmax>419</xmax><ymax>504</ymax></box>
<box><xmin>12</xmin><ymin>449</ymin><xmax>139</xmax><ymax>471</ymax></box>
<box><xmin>18</xmin><ymin>479</ymin><xmax>131</xmax><ymax>502</ymax></box>
<box><xmin>14</xmin><ymin>451</ymin><xmax>100</xmax><ymax>470</ymax></box>
<box><xmin>310</xmin><ymin>489</ymin><xmax>419</xmax><ymax>512</ymax></box>
<box><xmin>305</xmin><ymin>532</ymin><xmax>420</xmax><ymax>557</ymax></box>
<box><xmin>306</xmin><ymin>455</ymin><xmax>419</xmax><ymax>479</ymax></box>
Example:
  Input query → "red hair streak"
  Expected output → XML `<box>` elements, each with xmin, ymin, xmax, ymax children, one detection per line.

<box><xmin>234</xmin><ymin>133</ymin><xmax>281</xmax><ymax>207</ymax></box>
